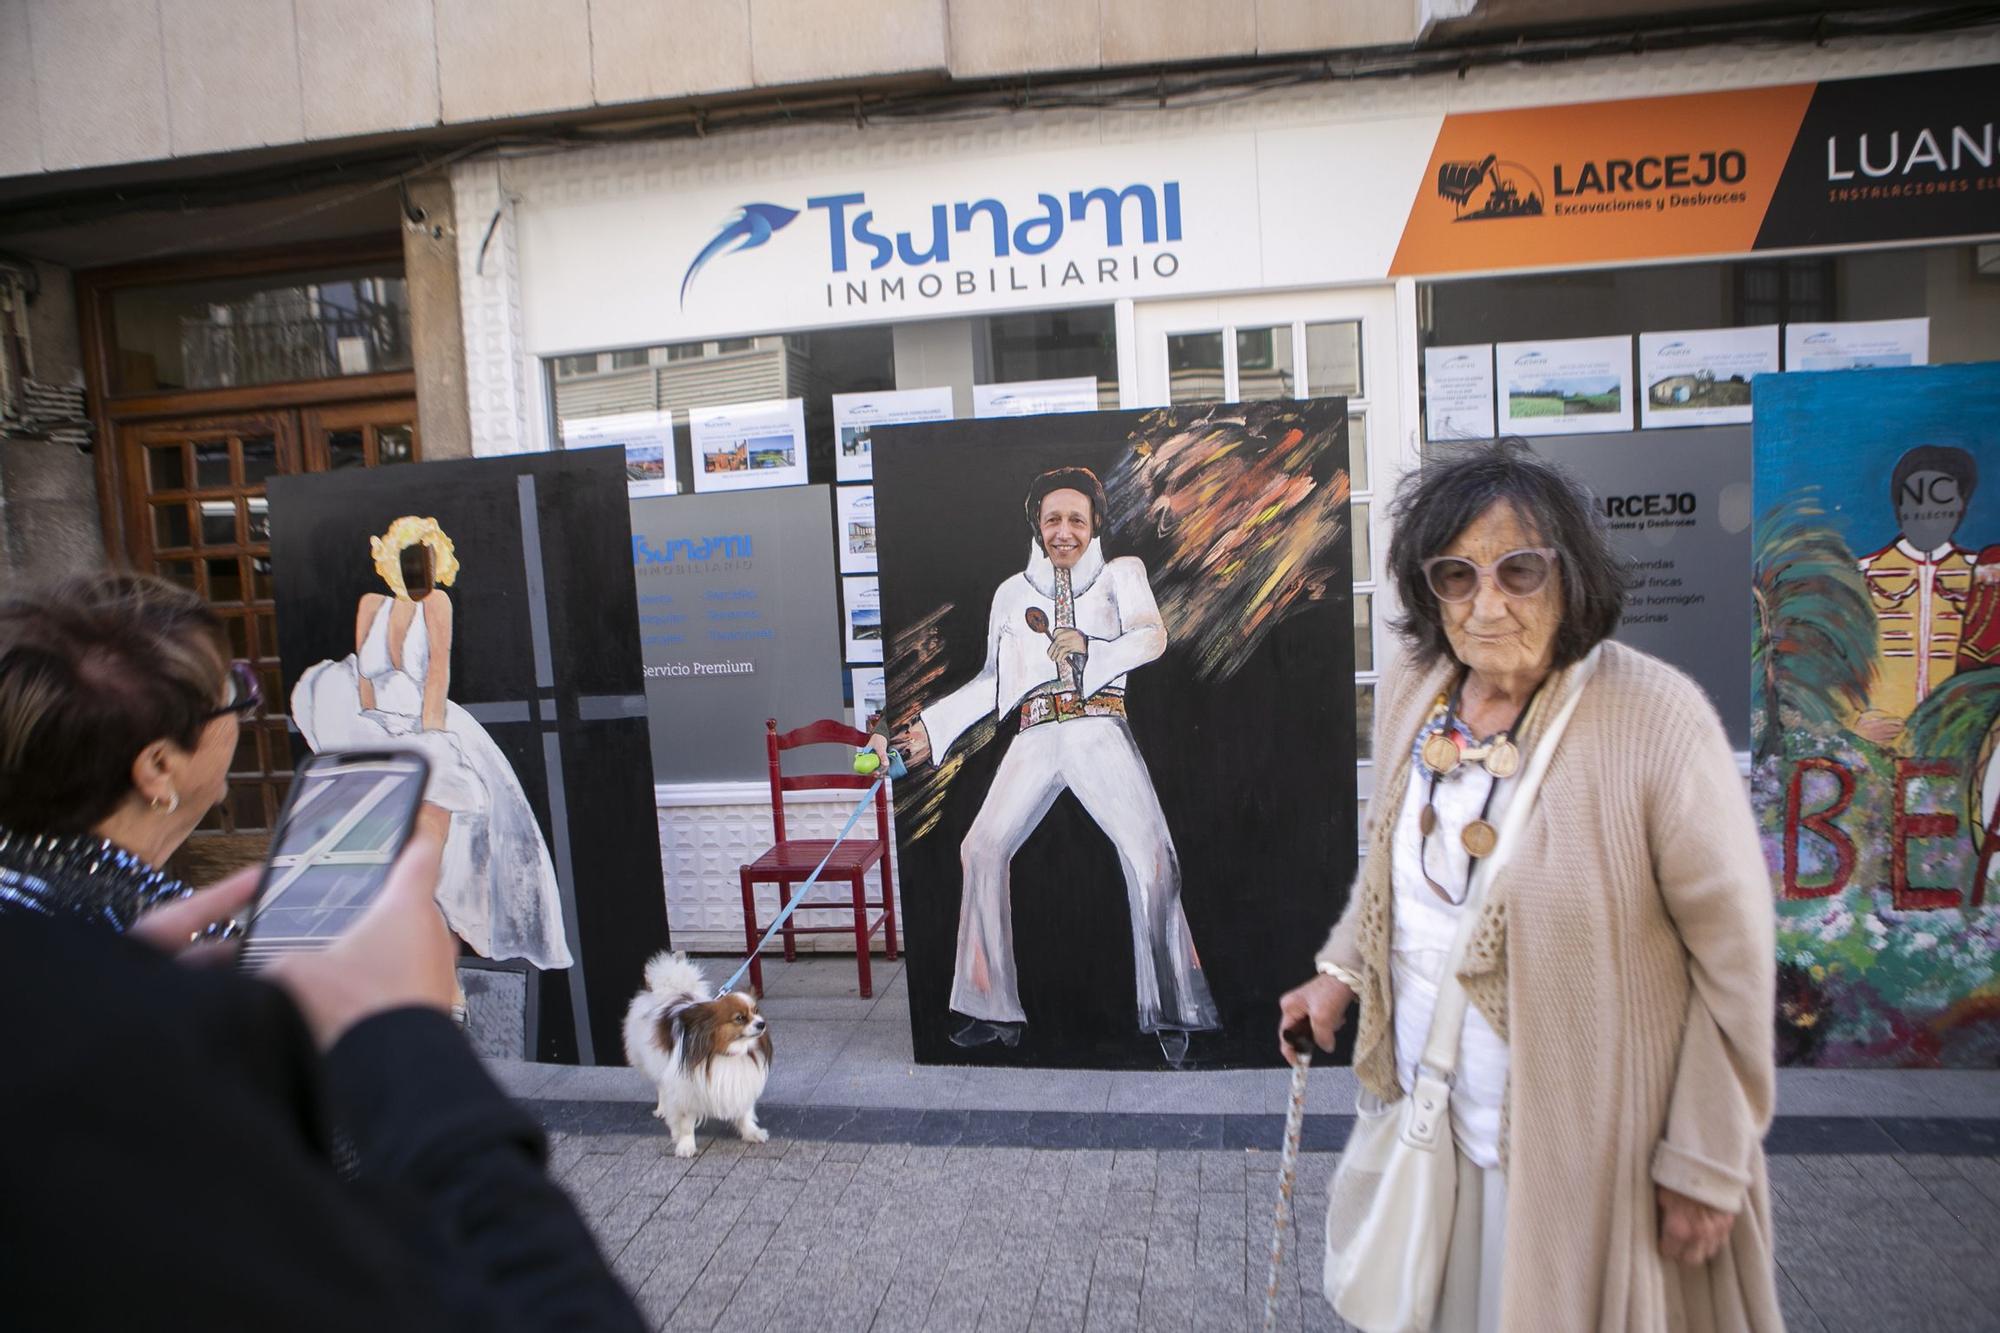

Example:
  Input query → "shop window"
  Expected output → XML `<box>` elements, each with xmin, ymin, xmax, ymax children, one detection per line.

<box><xmin>1306</xmin><ymin>320</ymin><xmax>1363</xmax><ymax>399</ymax></box>
<box><xmin>986</xmin><ymin>307</ymin><xmax>1119</xmax><ymax>407</ymax></box>
<box><xmin>1417</xmin><ymin>247</ymin><xmax>1972</xmax><ymax>353</ymax></box>
<box><xmin>1236</xmin><ymin>326</ymin><xmax>1297</xmax><ymax>401</ymax></box>
<box><xmin>547</xmin><ymin>305</ymin><xmax>1122</xmax><ymax>483</ymax></box>
<box><xmin>1353</xmin><ymin>593</ymin><xmax>1374</xmax><ymax>673</ymax></box>
<box><xmin>108</xmin><ymin>264</ymin><xmax>411</xmax><ymax>394</ymax></box>
<box><xmin>1735</xmin><ymin>258</ymin><xmax>1836</xmax><ymax>328</ymax></box>
<box><xmin>1167</xmin><ymin>331</ymin><xmax>1224</xmax><ymax>404</ymax></box>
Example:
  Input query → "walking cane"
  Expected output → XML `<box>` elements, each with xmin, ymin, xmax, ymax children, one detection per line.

<box><xmin>1261</xmin><ymin>1028</ymin><xmax>1314</xmax><ymax>1333</ymax></box>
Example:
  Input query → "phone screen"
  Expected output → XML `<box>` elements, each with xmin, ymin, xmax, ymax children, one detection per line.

<box><xmin>240</xmin><ymin>749</ymin><xmax>431</xmax><ymax>969</ymax></box>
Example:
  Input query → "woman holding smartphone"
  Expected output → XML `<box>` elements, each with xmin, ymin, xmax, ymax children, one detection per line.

<box><xmin>0</xmin><ymin>571</ymin><xmax>642</xmax><ymax>1331</ymax></box>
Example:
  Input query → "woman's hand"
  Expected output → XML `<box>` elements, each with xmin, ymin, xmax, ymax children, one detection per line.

<box><xmin>1276</xmin><ymin>972</ymin><xmax>1354</xmax><ymax>1065</ymax></box>
<box><xmin>267</xmin><ymin>831</ymin><xmax>457</xmax><ymax>1050</ymax></box>
<box><xmin>128</xmin><ymin>867</ymin><xmax>261</xmax><ymax>966</ymax></box>
<box><xmin>1657</xmin><ymin>1185</ymin><xmax>1736</xmax><ymax>1265</ymax></box>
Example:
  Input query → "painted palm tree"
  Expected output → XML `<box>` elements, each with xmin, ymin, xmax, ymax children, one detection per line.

<box><xmin>1751</xmin><ymin>493</ymin><xmax>1876</xmax><ymax>764</ymax></box>
<box><xmin>1907</xmin><ymin>664</ymin><xmax>2000</xmax><ymax>900</ymax></box>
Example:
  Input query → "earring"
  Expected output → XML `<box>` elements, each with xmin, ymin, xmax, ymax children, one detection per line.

<box><xmin>150</xmin><ymin>788</ymin><xmax>181</xmax><ymax>817</ymax></box>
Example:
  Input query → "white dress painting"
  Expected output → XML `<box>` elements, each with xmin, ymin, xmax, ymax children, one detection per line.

<box><xmin>292</xmin><ymin>596</ymin><xmax>574</xmax><ymax>970</ymax></box>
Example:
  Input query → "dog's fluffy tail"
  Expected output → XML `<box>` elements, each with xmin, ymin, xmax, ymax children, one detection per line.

<box><xmin>642</xmin><ymin>950</ymin><xmax>710</xmax><ymax>999</ymax></box>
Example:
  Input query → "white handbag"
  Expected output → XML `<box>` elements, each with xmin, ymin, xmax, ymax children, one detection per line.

<box><xmin>1322</xmin><ymin>649</ymin><xmax>1597</xmax><ymax>1333</ymax></box>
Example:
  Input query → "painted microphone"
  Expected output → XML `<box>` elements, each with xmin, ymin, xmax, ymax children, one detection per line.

<box><xmin>1024</xmin><ymin>607</ymin><xmax>1085</xmax><ymax>693</ymax></box>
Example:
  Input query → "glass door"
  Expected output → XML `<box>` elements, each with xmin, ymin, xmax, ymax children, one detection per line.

<box><xmin>1133</xmin><ymin>287</ymin><xmax>1405</xmax><ymax>845</ymax></box>
<box><xmin>116</xmin><ymin>399</ymin><xmax>420</xmax><ymax>842</ymax></box>
<box><xmin>122</xmin><ymin>412</ymin><xmax>303</xmax><ymax>836</ymax></box>
<box><xmin>299</xmin><ymin>400</ymin><xmax>420</xmax><ymax>471</ymax></box>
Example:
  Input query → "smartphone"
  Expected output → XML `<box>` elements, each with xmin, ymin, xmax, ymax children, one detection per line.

<box><xmin>239</xmin><ymin>749</ymin><xmax>431</xmax><ymax>970</ymax></box>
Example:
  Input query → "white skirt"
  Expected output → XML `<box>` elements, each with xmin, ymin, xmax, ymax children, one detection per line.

<box><xmin>291</xmin><ymin>656</ymin><xmax>573</xmax><ymax>970</ymax></box>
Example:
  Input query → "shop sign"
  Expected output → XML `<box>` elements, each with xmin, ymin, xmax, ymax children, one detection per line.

<box><xmin>1392</xmin><ymin>63</ymin><xmax>1999</xmax><ymax>275</ymax></box>
<box><xmin>519</xmin><ymin>137</ymin><xmax>1270</xmax><ymax>353</ymax></box>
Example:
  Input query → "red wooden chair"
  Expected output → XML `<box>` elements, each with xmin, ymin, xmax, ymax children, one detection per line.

<box><xmin>736</xmin><ymin>717</ymin><xmax>898</xmax><ymax>998</ymax></box>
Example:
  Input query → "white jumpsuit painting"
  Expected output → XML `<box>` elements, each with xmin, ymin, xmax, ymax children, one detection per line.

<box><xmin>893</xmin><ymin>468</ymin><xmax>1220</xmax><ymax>1065</ymax></box>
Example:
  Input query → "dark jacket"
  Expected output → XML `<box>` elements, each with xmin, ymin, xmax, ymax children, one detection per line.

<box><xmin>0</xmin><ymin>909</ymin><xmax>645</xmax><ymax>1332</ymax></box>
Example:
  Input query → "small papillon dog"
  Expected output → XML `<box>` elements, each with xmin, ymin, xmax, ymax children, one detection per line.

<box><xmin>621</xmin><ymin>952</ymin><xmax>772</xmax><ymax>1158</ymax></box>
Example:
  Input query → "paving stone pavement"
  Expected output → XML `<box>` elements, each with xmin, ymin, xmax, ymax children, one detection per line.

<box><xmin>547</xmin><ymin>1128</ymin><xmax>2000</xmax><ymax>1332</ymax></box>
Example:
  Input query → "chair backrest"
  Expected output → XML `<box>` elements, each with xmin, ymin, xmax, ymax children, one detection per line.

<box><xmin>764</xmin><ymin>717</ymin><xmax>880</xmax><ymax>846</ymax></box>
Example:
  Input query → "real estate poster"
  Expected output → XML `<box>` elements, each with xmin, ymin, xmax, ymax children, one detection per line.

<box><xmin>1496</xmin><ymin>336</ymin><xmax>1634</xmax><ymax>437</ymax></box>
<box><xmin>1638</xmin><ymin>326</ymin><xmax>1779</xmax><ymax>429</ymax></box>
<box><xmin>629</xmin><ymin>487</ymin><xmax>846</xmax><ymax>783</ymax></box>
<box><xmin>836</xmin><ymin>485</ymin><xmax>877</xmax><ymax>574</ymax></box>
<box><xmin>972</xmin><ymin>377</ymin><xmax>1100</xmax><ymax>419</ymax></box>
<box><xmin>851</xmin><ymin>666</ymin><xmax>886</xmax><ymax>730</ymax></box>
<box><xmin>833</xmin><ymin>387</ymin><xmax>954</xmax><ymax>482</ymax></box>
<box><xmin>1527</xmin><ymin>427</ymin><xmax>1753</xmax><ymax>749</ymax></box>
<box><xmin>842</xmin><ymin>575</ymin><xmax>882</xmax><ymax>663</ymax></box>
<box><xmin>1783</xmin><ymin>317</ymin><xmax>1930</xmax><ymax>372</ymax></box>
<box><xmin>688</xmin><ymin>397</ymin><xmax>809</xmax><ymax>493</ymax></box>
<box><xmin>560</xmin><ymin>409</ymin><xmax>677</xmax><ymax>496</ymax></box>
<box><xmin>1423</xmin><ymin>344</ymin><xmax>1496</xmax><ymax>442</ymax></box>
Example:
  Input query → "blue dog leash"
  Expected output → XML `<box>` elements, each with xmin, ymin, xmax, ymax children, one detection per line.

<box><xmin>712</xmin><ymin>746</ymin><xmax>908</xmax><ymax>998</ymax></box>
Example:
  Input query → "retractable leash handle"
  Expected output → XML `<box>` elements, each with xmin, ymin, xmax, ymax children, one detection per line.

<box><xmin>710</xmin><ymin>745</ymin><xmax>905</xmax><ymax>999</ymax></box>
<box><xmin>850</xmin><ymin>746</ymin><xmax>908</xmax><ymax>780</ymax></box>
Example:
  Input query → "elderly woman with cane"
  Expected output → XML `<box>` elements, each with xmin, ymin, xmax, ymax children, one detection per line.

<box><xmin>1277</xmin><ymin>441</ymin><xmax>1781</xmax><ymax>1332</ymax></box>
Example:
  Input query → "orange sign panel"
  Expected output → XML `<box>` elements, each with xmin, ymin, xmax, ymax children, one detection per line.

<box><xmin>1391</xmin><ymin>83</ymin><xmax>1816</xmax><ymax>275</ymax></box>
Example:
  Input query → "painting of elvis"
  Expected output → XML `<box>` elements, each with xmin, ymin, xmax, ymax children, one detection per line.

<box><xmin>884</xmin><ymin>467</ymin><xmax>1220</xmax><ymax>1064</ymax></box>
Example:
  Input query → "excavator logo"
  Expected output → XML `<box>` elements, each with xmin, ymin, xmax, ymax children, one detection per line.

<box><xmin>1436</xmin><ymin>154</ymin><xmax>1545</xmax><ymax>221</ymax></box>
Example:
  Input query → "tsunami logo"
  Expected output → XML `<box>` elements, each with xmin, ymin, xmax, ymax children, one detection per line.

<box><xmin>679</xmin><ymin>203</ymin><xmax>801</xmax><ymax>306</ymax></box>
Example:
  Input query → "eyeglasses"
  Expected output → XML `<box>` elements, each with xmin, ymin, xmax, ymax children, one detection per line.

<box><xmin>202</xmin><ymin>660</ymin><xmax>264</xmax><ymax>722</ymax></box>
<box><xmin>1420</xmin><ymin>548</ymin><xmax>1559</xmax><ymax>604</ymax></box>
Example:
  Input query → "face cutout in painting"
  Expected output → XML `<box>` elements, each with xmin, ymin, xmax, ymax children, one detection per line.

<box><xmin>1853</xmin><ymin>446</ymin><xmax>1984</xmax><ymax>747</ymax></box>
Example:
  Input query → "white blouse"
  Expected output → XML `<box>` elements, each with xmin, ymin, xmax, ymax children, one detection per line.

<box><xmin>1388</xmin><ymin>734</ymin><xmax>1514</xmax><ymax>1170</ymax></box>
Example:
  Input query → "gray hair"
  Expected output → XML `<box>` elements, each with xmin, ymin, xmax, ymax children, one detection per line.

<box><xmin>1386</xmin><ymin>438</ymin><xmax>1629</xmax><ymax>669</ymax></box>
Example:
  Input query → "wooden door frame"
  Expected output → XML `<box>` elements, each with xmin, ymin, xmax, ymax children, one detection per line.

<box><xmin>75</xmin><ymin>234</ymin><xmax>416</xmax><ymax>563</ymax></box>
<box><xmin>117</xmin><ymin>409</ymin><xmax>303</xmax><ymax>578</ymax></box>
<box><xmin>299</xmin><ymin>398</ymin><xmax>425</xmax><ymax>471</ymax></box>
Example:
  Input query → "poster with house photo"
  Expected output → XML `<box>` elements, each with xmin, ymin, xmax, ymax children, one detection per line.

<box><xmin>837</xmin><ymin>485</ymin><xmax>877</xmax><ymax>573</ymax></box>
<box><xmin>560</xmin><ymin>409</ymin><xmax>677</xmax><ymax>496</ymax></box>
<box><xmin>1496</xmin><ymin>336</ymin><xmax>1634</xmax><ymax>436</ymax></box>
<box><xmin>689</xmin><ymin>397</ymin><xmax>809</xmax><ymax>493</ymax></box>
<box><xmin>1783</xmin><ymin>317</ymin><xmax>1930</xmax><ymax>372</ymax></box>
<box><xmin>851</xmin><ymin>666</ymin><xmax>886</xmax><ymax>730</ymax></box>
<box><xmin>972</xmin><ymin>377</ymin><xmax>1100</xmax><ymax>418</ymax></box>
<box><xmin>833</xmin><ymin>387</ymin><xmax>954</xmax><ymax>483</ymax></box>
<box><xmin>1638</xmin><ymin>326</ymin><xmax>1777</xmax><ymax>429</ymax></box>
<box><xmin>843</xmin><ymin>575</ymin><xmax>882</xmax><ymax>662</ymax></box>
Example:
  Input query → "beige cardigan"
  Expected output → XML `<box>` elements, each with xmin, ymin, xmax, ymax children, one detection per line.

<box><xmin>1319</xmin><ymin>641</ymin><xmax>1783</xmax><ymax>1333</ymax></box>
